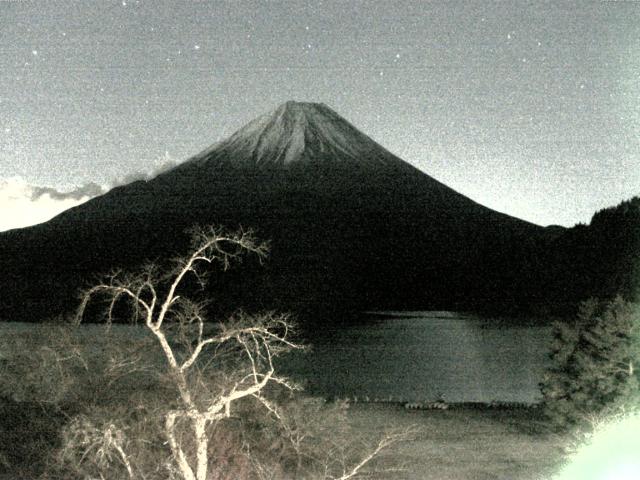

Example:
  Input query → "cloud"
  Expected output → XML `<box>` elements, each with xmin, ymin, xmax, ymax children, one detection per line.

<box><xmin>0</xmin><ymin>152</ymin><xmax>180</xmax><ymax>232</ymax></box>
<box><xmin>0</xmin><ymin>177</ymin><xmax>106</xmax><ymax>232</ymax></box>
<box><xmin>31</xmin><ymin>182</ymin><xmax>105</xmax><ymax>201</ymax></box>
<box><xmin>109</xmin><ymin>152</ymin><xmax>177</xmax><ymax>187</ymax></box>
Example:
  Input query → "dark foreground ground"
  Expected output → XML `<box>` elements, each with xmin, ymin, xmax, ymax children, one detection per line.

<box><xmin>1</xmin><ymin>398</ymin><xmax>568</xmax><ymax>480</ymax></box>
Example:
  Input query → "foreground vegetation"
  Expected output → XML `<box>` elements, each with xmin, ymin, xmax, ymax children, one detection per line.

<box><xmin>541</xmin><ymin>297</ymin><xmax>640</xmax><ymax>432</ymax></box>
<box><xmin>1</xmin><ymin>228</ymin><xmax>412</xmax><ymax>479</ymax></box>
<box><xmin>1</xmin><ymin>394</ymin><xmax>570</xmax><ymax>480</ymax></box>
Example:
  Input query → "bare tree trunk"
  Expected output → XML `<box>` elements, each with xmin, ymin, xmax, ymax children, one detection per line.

<box><xmin>194</xmin><ymin>417</ymin><xmax>208</xmax><ymax>480</ymax></box>
<box><xmin>166</xmin><ymin>412</ymin><xmax>196</xmax><ymax>480</ymax></box>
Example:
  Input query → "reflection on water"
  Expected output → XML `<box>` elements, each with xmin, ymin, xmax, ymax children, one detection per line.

<box><xmin>280</xmin><ymin>312</ymin><xmax>552</xmax><ymax>403</ymax></box>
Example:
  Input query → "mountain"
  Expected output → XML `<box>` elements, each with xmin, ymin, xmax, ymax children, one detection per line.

<box><xmin>0</xmin><ymin>102</ymin><xmax>576</xmax><ymax>322</ymax></box>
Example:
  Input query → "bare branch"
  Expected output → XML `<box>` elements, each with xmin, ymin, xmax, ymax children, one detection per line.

<box><xmin>180</xmin><ymin>337</ymin><xmax>218</xmax><ymax>372</ymax></box>
<box><xmin>70</xmin><ymin>226</ymin><xmax>310</xmax><ymax>480</ymax></box>
<box><xmin>329</xmin><ymin>427</ymin><xmax>417</xmax><ymax>480</ymax></box>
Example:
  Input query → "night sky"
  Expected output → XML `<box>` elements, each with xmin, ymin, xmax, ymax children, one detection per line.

<box><xmin>1</xmin><ymin>0</ymin><xmax>639</xmax><ymax>230</ymax></box>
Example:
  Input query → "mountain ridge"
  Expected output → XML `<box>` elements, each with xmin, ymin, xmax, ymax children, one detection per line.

<box><xmin>4</xmin><ymin>101</ymin><xmax>629</xmax><ymax>324</ymax></box>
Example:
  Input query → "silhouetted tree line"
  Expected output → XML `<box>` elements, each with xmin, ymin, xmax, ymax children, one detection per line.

<box><xmin>535</xmin><ymin>196</ymin><xmax>640</xmax><ymax>316</ymax></box>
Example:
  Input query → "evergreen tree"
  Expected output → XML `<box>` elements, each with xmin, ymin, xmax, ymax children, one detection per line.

<box><xmin>541</xmin><ymin>297</ymin><xmax>640</xmax><ymax>430</ymax></box>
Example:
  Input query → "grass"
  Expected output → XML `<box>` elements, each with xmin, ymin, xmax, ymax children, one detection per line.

<box><xmin>0</xmin><ymin>398</ymin><xmax>69</xmax><ymax>479</ymax></box>
<box><xmin>0</xmin><ymin>399</ymin><xmax>569</xmax><ymax>479</ymax></box>
<box><xmin>346</xmin><ymin>403</ymin><xmax>568</xmax><ymax>480</ymax></box>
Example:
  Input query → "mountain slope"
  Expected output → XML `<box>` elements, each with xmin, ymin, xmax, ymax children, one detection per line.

<box><xmin>0</xmin><ymin>102</ymin><xmax>557</xmax><ymax>322</ymax></box>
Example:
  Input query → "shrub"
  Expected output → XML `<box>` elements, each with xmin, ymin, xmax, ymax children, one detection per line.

<box><xmin>541</xmin><ymin>296</ymin><xmax>640</xmax><ymax>431</ymax></box>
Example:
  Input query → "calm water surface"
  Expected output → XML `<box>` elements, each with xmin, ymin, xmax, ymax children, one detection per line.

<box><xmin>1</xmin><ymin>312</ymin><xmax>552</xmax><ymax>404</ymax></box>
<box><xmin>281</xmin><ymin>312</ymin><xmax>552</xmax><ymax>403</ymax></box>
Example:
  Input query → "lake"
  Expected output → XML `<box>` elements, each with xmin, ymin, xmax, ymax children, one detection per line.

<box><xmin>280</xmin><ymin>312</ymin><xmax>552</xmax><ymax>404</ymax></box>
<box><xmin>1</xmin><ymin>312</ymin><xmax>552</xmax><ymax>404</ymax></box>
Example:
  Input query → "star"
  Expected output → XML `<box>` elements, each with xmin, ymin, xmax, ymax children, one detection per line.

<box><xmin>194</xmin><ymin>45</ymin><xmax>200</xmax><ymax>50</ymax></box>
<box><xmin>32</xmin><ymin>50</ymin><xmax>38</xmax><ymax>56</ymax></box>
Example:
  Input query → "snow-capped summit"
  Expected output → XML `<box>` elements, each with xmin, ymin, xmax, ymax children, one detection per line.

<box><xmin>190</xmin><ymin>101</ymin><xmax>402</xmax><ymax>168</ymax></box>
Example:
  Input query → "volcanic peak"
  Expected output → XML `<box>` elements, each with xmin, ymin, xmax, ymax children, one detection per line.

<box><xmin>192</xmin><ymin>101</ymin><xmax>402</xmax><ymax>168</ymax></box>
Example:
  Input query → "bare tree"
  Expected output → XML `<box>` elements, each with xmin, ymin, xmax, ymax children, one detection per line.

<box><xmin>71</xmin><ymin>226</ymin><xmax>412</xmax><ymax>480</ymax></box>
<box><xmin>75</xmin><ymin>227</ymin><xmax>301</xmax><ymax>480</ymax></box>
